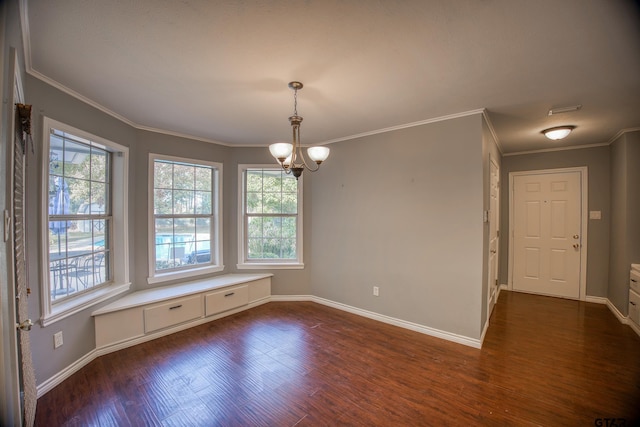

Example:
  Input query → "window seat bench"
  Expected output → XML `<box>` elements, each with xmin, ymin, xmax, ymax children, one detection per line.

<box><xmin>92</xmin><ymin>273</ymin><xmax>272</xmax><ymax>350</ymax></box>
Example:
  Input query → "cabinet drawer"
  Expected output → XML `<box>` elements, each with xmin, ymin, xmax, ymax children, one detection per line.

<box><xmin>205</xmin><ymin>285</ymin><xmax>248</xmax><ymax>316</ymax></box>
<box><xmin>630</xmin><ymin>270</ymin><xmax>640</xmax><ymax>294</ymax></box>
<box><xmin>144</xmin><ymin>295</ymin><xmax>203</xmax><ymax>333</ymax></box>
<box><xmin>630</xmin><ymin>290</ymin><xmax>640</xmax><ymax>327</ymax></box>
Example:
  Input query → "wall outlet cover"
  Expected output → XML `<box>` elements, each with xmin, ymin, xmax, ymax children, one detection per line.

<box><xmin>54</xmin><ymin>331</ymin><xmax>63</xmax><ymax>349</ymax></box>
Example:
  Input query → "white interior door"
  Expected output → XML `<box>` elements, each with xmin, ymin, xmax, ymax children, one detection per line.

<box><xmin>487</xmin><ymin>158</ymin><xmax>499</xmax><ymax>318</ymax></box>
<box><xmin>512</xmin><ymin>170</ymin><xmax>582</xmax><ymax>299</ymax></box>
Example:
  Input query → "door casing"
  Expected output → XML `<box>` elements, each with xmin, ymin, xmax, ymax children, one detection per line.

<box><xmin>487</xmin><ymin>156</ymin><xmax>500</xmax><ymax>321</ymax></box>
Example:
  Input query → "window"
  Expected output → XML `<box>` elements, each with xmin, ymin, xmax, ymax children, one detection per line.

<box><xmin>238</xmin><ymin>166</ymin><xmax>303</xmax><ymax>269</ymax></box>
<box><xmin>41</xmin><ymin>118</ymin><xmax>129</xmax><ymax>326</ymax></box>
<box><xmin>149</xmin><ymin>155</ymin><xmax>223</xmax><ymax>283</ymax></box>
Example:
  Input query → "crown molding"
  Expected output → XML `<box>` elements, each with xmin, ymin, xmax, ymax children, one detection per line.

<box><xmin>607</xmin><ymin>127</ymin><xmax>640</xmax><ymax>145</ymax></box>
<box><xmin>319</xmin><ymin>109</ymin><xmax>487</xmax><ymax>145</ymax></box>
<box><xmin>481</xmin><ymin>109</ymin><xmax>503</xmax><ymax>155</ymax></box>
<box><xmin>503</xmin><ymin>142</ymin><xmax>611</xmax><ymax>157</ymax></box>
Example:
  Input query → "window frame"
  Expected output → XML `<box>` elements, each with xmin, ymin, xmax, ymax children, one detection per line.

<box><xmin>40</xmin><ymin>117</ymin><xmax>130</xmax><ymax>326</ymax></box>
<box><xmin>148</xmin><ymin>154</ymin><xmax>224</xmax><ymax>284</ymax></box>
<box><xmin>237</xmin><ymin>164</ymin><xmax>304</xmax><ymax>269</ymax></box>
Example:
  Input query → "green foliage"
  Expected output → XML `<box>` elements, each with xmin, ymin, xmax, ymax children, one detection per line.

<box><xmin>154</xmin><ymin>161</ymin><xmax>213</xmax><ymax>215</ymax></box>
<box><xmin>245</xmin><ymin>169</ymin><xmax>298</xmax><ymax>260</ymax></box>
<box><xmin>49</xmin><ymin>138</ymin><xmax>109</xmax><ymax>215</ymax></box>
<box><xmin>152</xmin><ymin>160</ymin><xmax>216</xmax><ymax>271</ymax></box>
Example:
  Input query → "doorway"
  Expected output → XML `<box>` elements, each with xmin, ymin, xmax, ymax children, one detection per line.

<box><xmin>508</xmin><ymin>168</ymin><xmax>587</xmax><ymax>300</ymax></box>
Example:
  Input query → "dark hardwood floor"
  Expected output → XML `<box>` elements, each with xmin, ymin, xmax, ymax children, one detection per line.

<box><xmin>35</xmin><ymin>291</ymin><xmax>640</xmax><ymax>426</ymax></box>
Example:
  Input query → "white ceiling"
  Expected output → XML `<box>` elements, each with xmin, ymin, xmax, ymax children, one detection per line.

<box><xmin>23</xmin><ymin>0</ymin><xmax>640</xmax><ymax>154</ymax></box>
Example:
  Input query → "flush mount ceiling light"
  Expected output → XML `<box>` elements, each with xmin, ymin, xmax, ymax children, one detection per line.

<box><xmin>542</xmin><ymin>126</ymin><xmax>576</xmax><ymax>140</ymax></box>
<box><xmin>269</xmin><ymin>82</ymin><xmax>329</xmax><ymax>180</ymax></box>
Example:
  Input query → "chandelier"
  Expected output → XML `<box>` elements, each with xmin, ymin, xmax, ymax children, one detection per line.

<box><xmin>269</xmin><ymin>82</ymin><xmax>330</xmax><ymax>179</ymax></box>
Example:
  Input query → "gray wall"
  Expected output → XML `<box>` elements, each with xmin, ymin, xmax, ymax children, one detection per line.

<box><xmin>25</xmin><ymin>75</ymin><xmax>137</xmax><ymax>384</ymax></box>
<box><xmin>499</xmin><ymin>145</ymin><xmax>611</xmax><ymax>297</ymax></box>
<box><xmin>309</xmin><ymin>114</ymin><xmax>486</xmax><ymax>339</ymax></box>
<box><xmin>608</xmin><ymin>131</ymin><xmax>640</xmax><ymax>314</ymax></box>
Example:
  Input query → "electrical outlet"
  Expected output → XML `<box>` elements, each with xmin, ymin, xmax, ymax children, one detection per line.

<box><xmin>373</xmin><ymin>286</ymin><xmax>379</xmax><ymax>297</ymax></box>
<box><xmin>54</xmin><ymin>331</ymin><xmax>63</xmax><ymax>349</ymax></box>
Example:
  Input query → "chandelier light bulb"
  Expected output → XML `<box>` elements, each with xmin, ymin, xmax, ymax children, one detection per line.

<box><xmin>307</xmin><ymin>146</ymin><xmax>330</xmax><ymax>164</ymax></box>
<box><xmin>269</xmin><ymin>143</ymin><xmax>293</xmax><ymax>161</ymax></box>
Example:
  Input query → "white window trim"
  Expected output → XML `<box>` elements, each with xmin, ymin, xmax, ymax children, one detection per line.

<box><xmin>147</xmin><ymin>154</ymin><xmax>224</xmax><ymax>284</ymax></box>
<box><xmin>237</xmin><ymin>164</ymin><xmax>304</xmax><ymax>270</ymax></box>
<box><xmin>40</xmin><ymin>117</ymin><xmax>130</xmax><ymax>327</ymax></box>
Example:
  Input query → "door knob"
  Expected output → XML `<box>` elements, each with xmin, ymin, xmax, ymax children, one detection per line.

<box><xmin>16</xmin><ymin>319</ymin><xmax>33</xmax><ymax>331</ymax></box>
<box><xmin>573</xmin><ymin>243</ymin><xmax>580</xmax><ymax>249</ymax></box>
<box><xmin>573</xmin><ymin>234</ymin><xmax>579</xmax><ymax>239</ymax></box>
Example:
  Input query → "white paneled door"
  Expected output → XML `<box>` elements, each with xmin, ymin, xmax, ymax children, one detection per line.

<box><xmin>487</xmin><ymin>158</ymin><xmax>500</xmax><ymax>319</ymax></box>
<box><xmin>512</xmin><ymin>171</ymin><xmax>582</xmax><ymax>299</ymax></box>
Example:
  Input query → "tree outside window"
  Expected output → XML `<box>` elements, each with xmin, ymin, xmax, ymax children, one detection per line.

<box><xmin>47</xmin><ymin>129</ymin><xmax>111</xmax><ymax>301</ymax></box>
<box><xmin>149</xmin><ymin>155</ymin><xmax>222</xmax><ymax>282</ymax></box>
<box><xmin>239</xmin><ymin>166</ymin><xmax>303</xmax><ymax>268</ymax></box>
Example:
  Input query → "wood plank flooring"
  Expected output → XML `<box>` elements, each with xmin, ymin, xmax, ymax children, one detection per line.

<box><xmin>35</xmin><ymin>291</ymin><xmax>640</xmax><ymax>426</ymax></box>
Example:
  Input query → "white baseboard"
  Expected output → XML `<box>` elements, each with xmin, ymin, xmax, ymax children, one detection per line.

<box><xmin>585</xmin><ymin>295</ymin><xmax>608</xmax><ymax>305</ymax></box>
<box><xmin>480</xmin><ymin>317</ymin><xmax>490</xmax><ymax>345</ymax></box>
<box><xmin>270</xmin><ymin>295</ymin><xmax>313</xmax><ymax>302</ymax></box>
<box><xmin>272</xmin><ymin>295</ymin><xmax>481</xmax><ymax>348</ymax></box>
<box><xmin>586</xmin><ymin>295</ymin><xmax>628</xmax><ymax>322</ymax></box>
<box><xmin>628</xmin><ymin>319</ymin><xmax>640</xmax><ymax>336</ymax></box>
<box><xmin>37</xmin><ymin>349</ymin><xmax>98</xmax><ymax>398</ymax></box>
<box><xmin>38</xmin><ymin>294</ymin><xmax>481</xmax><ymax>397</ymax></box>
<box><xmin>36</xmin><ymin>297</ymin><xmax>271</xmax><ymax>398</ymax></box>
<box><xmin>45</xmin><ymin>293</ymin><xmax>638</xmax><ymax>399</ymax></box>
<box><xmin>606</xmin><ymin>299</ymin><xmax>628</xmax><ymax>324</ymax></box>
<box><xmin>585</xmin><ymin>295</ymin><xmax>640</xmax><ymax>338</ymax></box>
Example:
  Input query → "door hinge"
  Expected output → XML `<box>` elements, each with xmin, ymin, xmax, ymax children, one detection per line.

<box><xmin>497</xmin><ymin>230</ymin><xmax>500</xmax><ymax>237</ymax></box>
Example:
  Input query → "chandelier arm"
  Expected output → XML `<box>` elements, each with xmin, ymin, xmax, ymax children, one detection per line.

<box><xmin>291</xmin><ymin>119</ymin><xmax>320</xmax><ymax>172</ymax></box>
<box><xmin>298</xmin><ymin>148</ymin><xmax>321</xmax><ymax>172</ymax></box>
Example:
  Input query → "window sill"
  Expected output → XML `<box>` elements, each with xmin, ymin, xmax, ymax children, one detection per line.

<box><xmin>237</xmin><ymin>262</ymin><xmax>304</xmax><ymax>270</ymax></box>
<box><xmin>41</xmin><ymin>282</ymin><xmax>131</xmax><ymax>327</ymax></box>
<box><xmin>147</xmin><ymin>265</ymin><xmax>225</xmax><ymax>285</ymax></box>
